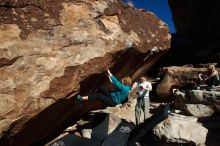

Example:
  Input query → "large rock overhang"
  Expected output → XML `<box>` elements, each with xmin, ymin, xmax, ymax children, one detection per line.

<box><xmin>0</xmin><ymin>0</ymin><xmax>171</xmax><ymax>145</ymax></box>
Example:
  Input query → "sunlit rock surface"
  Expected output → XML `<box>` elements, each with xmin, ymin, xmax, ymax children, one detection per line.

<box><xmin>153</xmin><ymin>113</ymin><xmax>208</xmax><ymax>145</ymax></box>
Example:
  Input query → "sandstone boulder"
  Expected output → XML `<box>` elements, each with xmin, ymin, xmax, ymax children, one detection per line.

<box><xmin>173</xmin><ymin>89</ymin><xmax>218</xmax><ymax>117</ymax></box>
<box><xmin>156</xmin><ymin>65</ymin><xmax>209</xmax><ymax>100</ymax></box>
<box><xmin>153</xmin><ymin>113</ymin><xmax>208</xmax><ymax>145</ymax></box>
<box><xmin>189</xmin><ymin>90</ymin><xmax>220</xmax><ymax>113</ymax></box>
<box><xmin>185</xmin><ymin>104</ymin><xmax>214</xmax><ymax>118</ymax></box>
<box><xmin>0</xmin><ymin>0</ymin><xmax>171</xmax><ymax>145</ymax></box>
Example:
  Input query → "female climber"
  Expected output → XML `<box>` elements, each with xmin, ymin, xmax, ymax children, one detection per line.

<box><xmin>76</xmin><ymin>69</ymin><xmax>132</xmax><ymax>107</ymax></box>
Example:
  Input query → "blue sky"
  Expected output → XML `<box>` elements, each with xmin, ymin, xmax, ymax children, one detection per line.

<box><xmin>122</xmin><ymin>0</ymin><xmax>176</xmax><ymax>33</ymax></box>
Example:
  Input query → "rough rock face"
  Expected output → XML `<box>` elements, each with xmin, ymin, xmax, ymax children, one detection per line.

<box><xmin>185</xmin><ymin>104</ymin><xmax>214</xmax><ymax>118</ymax></box>
<box><xmin>153</xmin><ymin>113</ymin><xmax>208</xmax><ymax>145</ymax></box>
<box><xmin>0</xmin><ymin>0</ymin><xmax>170</xmax><ymax>145</ymax></box>
<box><xmin>173</xmin><ymin>89</ymin><xmax>219</xmax><ymax>117</ymax></box>
<box><xmin>156</xmin><ymin>65</ymin><xmax>209</xmax><ymax>100</ymax></box>
<box><xmin>189</xmin><ymin>90</ymin><xmax>220</xmax><ymax>113</ymax></box>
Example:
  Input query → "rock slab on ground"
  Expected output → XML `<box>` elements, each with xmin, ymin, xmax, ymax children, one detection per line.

<box><xmin>153</xmin><ymin>113</ymin><xmax>208</xmax><ymax>145</ymax></box>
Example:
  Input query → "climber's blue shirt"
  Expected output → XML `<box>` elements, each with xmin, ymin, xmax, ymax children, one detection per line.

<box><xmin>110</xmin><ymin>75</ymin><xmax>131</xmax><ymax>105</ymax></box>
